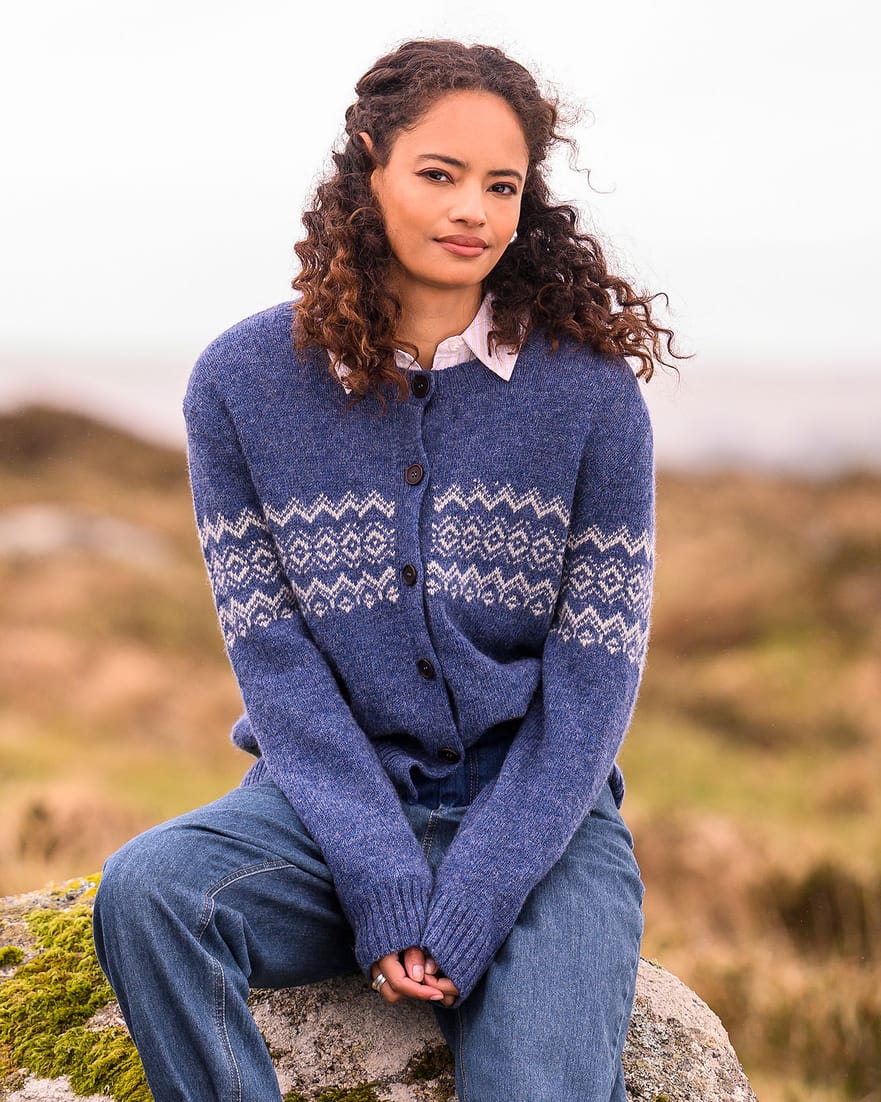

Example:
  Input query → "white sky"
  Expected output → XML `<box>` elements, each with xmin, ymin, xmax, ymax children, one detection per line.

<box><xmin>1</xmin><ymin>0</ymin><xmax>879</xmax><ymax>396</ymax></box>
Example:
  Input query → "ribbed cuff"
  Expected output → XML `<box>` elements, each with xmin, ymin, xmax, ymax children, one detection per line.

<box><xmin>347</xmin><ymin>878</ymin><xmax>433</xmax><ymax>974</ymax></box>
<box><xmin>420</xmin><ymin>887</ymin><xmax>504</xmax><ymax>1004</ymax></box>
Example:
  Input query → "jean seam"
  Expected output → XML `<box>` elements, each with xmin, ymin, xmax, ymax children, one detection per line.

<box><xmin>195</xmin><ymin>858</ymin><xmax>297</xmax><ymax>942</ymax></box>
<box><xmin>455</xmin><ymin>1006</ymin><xmax>469</xmax><ymax>1102</ymax></box>
<box><xmin>421</xmin><ymin>811</ymin><xmax>439</xmax><ymax>862</ymax></box>
<box><xmin>213</xmin><ymin>958</ymin><xmax>242</xmax><ymax>1102</ymax></box>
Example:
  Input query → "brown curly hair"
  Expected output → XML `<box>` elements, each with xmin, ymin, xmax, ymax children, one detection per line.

<box><xmin>292</xmin><ymin>38</ymin><xmax>685</xmax><ymax>407</ymax></box>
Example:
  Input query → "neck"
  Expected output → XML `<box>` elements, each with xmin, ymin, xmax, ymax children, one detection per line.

<box><xmin>390</xmin><ymin>277</ymin><xmax>482</xmax><ymax>369</ymax></box>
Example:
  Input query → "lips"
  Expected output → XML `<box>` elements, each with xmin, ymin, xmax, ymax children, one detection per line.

<box><xmin>436</xmin><ymin>235</ymin><xmax>489</xmax><ymax>258</ymax></box>
<box><xmin>437</xmin><ymin>235</ymin><xmax>488</xmax><ymax>248</ymax></box>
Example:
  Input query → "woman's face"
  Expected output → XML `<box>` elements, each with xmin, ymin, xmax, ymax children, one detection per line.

<box><xmin>367</xmin><ymin>90</ymin><xmax>529</xmax><ymax>299</ymax></box>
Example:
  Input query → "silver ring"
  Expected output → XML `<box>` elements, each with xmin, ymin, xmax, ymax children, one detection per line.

<box><xmin>371</xmin><ymin>972</ymin><xmax>388</xmax><ymax>993</ymax></box>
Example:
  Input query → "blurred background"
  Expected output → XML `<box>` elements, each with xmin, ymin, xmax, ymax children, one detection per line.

<box><xmin>1</xmin><ymin>2</ymin><xmax>879</xmax><ymax>1100</ymax></box>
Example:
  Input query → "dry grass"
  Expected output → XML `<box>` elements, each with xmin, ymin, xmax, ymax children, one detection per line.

<box><xmin>1</xmin><ymin>404</ymin><xmax>880</xmax><ymax>1101</ymax></box>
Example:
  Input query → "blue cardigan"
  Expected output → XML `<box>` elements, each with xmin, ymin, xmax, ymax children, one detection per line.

<box><xmin>182</xmin><ymin>301</ymin><xmax>655</xmax><ymax>1003</ymax></box>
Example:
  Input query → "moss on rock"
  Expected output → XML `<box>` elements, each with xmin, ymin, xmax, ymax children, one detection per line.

<box><xmin>0</xmin><ymin>947</ymin><xmax>24</xmax><ymax>967</ymax></box>
<box><xmin>0</xmin><ymin>884</ymin><xmax>150</xmax><ymax>1100</ymax></box>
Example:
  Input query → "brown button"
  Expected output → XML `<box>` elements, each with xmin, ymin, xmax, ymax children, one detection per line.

<box><xmin>402</xmin><ymin>564</ymin><xmax>418</xmax><ymax>586</ymax></box>
<box><xmin>417</xmin><ymin>658</ymin><xmax>436</xmax><ymax>680</ymax></box>
<box><xmin>438</xmin><ymin>747</ymin><xmax>461</xmax><ymax>764</ymax></box>
<box><xmin>411</xmin><ymin>373</ymin><xmax>430</xmax><ymax>398</ymax></box>
<box><xmin>405</xmin><ymin>463</ymin><xmax>424</xmax><ymax>485</ymax></box>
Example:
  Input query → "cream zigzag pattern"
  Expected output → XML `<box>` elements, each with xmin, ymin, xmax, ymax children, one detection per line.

<box><xmin>199</xmin><ymin>492</ymin><xmax>401</xmax><ymax>645</ymax></box>
<box><xmin>564</xmin><ymin>523</ymin><xmax>653</xmax><ymax>560</ymax></box>
<box><xmin>551</xmin><ymin>599</ymin><xmax>650</xmax><ymax>664</ymax></box>
<box><xmin>198</xmin><ymin>491</ymin><xmax>395</xmax><ymax>547</ymax></box>
<box><xmin>425</xmin><ymin>563</ymin><xmax>559</xmax><ymax>617</ymax></box>
<box><xmin>433</xmin><ymin>480</ymin><xmax>570</xmax><ymax>524</ymax></box>
<box><xmin>263</xmin><ymin>490</ymin><xmax>395</xmax><ymax>526</ymax></box>
<box><xmin>216</xmin><ymin>589</ymin><xmax>298</xmax><ymax>647</ymax></box>
<box><xmin>199</xmin><ymin>507</ymin><xmax>272</xmax><ymax>548</ymax></box>
<box><xmin>288</xmin><ymin>569</ymin><xmax>399</xmax><ymax>619</ymax></box>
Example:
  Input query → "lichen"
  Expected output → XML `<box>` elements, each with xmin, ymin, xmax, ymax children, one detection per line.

<box><xmin>0</xmin><ymin>899</ymin><xmax>150</xmax><ymax>1100</ymax></box>
<box><xmin>0</xmin><ymin>947</ymin><xmax>24</xmax><ymax>967</ymax></box>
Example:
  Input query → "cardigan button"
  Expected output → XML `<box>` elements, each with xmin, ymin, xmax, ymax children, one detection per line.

<box><xmin>411</xmin><ymin>373</ymin><xmax>431</xmax><ymax>398</ymax></box>
<box><xmin>401</xmin><ymin>563</ymin><xmax>418</xmax><ymax>586</ymax></box>
<box><xmin>438</xmin><ymin>747</ymin><xmax>461</xmax><ymax>764</ymax></box>
<box><xmin>416</xmin><ymin>658</ymin><xmax>436</xmax><ymax>679</ymax></box>
<box><xmin>405</xmin><ymin>463</ymin><xmax>424</xmax><ymax>485</ymax></box>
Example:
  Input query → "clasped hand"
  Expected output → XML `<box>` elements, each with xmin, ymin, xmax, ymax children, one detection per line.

<box><xmin>370</xmin><ymin>947</ymin><xmax>459</xmax><ymax>1008</ymax></box>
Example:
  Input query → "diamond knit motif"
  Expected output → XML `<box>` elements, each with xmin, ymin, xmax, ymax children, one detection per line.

<box><xmin>199</xmin><ymin>492</ymin><xmax>400</xmax><ymax>646</ymax></box>
<box><xmin>427</xmin><ymin>480</ymin><xmax>570</xmax><ymax>617</ymax></box>
<box><xmin>551</xmin><ymin>523</ymin><xmax>653</xmax><ymax>663</ymax></box>
<box><xmin>426</xmin><ymin>480</ymin><xmax>651</xmax><ymax>662</ymax></box>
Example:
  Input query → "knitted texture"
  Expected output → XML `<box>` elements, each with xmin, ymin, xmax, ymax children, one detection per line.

<box><xmin>183</xmin><ymin>301</ymin><xmax>655</xmax><ymax>1003</ymax></box>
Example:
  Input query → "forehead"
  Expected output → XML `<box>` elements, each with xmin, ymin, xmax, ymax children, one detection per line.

<box><xmin>390</xmin><ymin>90</ymin><xmax>529</xmax><ymax>167</ymax></box>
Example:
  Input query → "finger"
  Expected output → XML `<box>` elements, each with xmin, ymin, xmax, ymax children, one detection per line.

<box><xmin>402</xmin><ymin>946</ymin><xmax>426</xmax><ymax>983</ymax></box>
<box><xmin>424</xmin><ymin>956</ymin><xmax>438</xmax><ymax>975</ymax></box>
<box><xmin>422</xmin><ymin>974</ymin><xmax>459</xmax><ymax>1003</ymax></box>
<box><xmin>380</xmin><ymin>954</ymin><xmax>444</xmax><ymax>1002</ymax></box>
<box><xmin>371</xmin><ymin>963</ymin><xmax>399</xmax><ymax>1005</ymax></box>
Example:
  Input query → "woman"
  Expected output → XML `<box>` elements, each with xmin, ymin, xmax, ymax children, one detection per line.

<box><xmin>94</xmin><ymin>38</ymin><xmax>681</xmax><ymax>1102</ymax></box>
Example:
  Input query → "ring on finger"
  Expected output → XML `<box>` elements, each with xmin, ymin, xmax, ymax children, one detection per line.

<box><xmin>371</xmin><ymin>972</ymin><xmax>388</xmax><ymax>993</ymax></box>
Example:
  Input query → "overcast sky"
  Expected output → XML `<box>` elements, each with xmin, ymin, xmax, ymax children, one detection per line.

<box><xmin>1</xmin><ymin>0</ymin><xmax>879</xmax><ymax>430</ymax></box>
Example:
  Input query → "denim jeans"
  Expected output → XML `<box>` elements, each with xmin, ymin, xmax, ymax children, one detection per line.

<box><xmin>93</xmin><ymin>738</ymin><xmax>644</xmax><ymax>1102</ymax></box>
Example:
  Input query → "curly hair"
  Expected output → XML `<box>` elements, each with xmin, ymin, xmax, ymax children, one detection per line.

<box><xmin>292</xmin><ymin>38</ymin><xmax>685</xmax><ymax>407</ymax></box>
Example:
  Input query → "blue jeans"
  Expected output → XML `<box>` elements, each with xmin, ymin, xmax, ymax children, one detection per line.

<box><xmin>93</xmin><ymin>739</ymin><xmax>644</xmax><ymax>1102</ymax></box>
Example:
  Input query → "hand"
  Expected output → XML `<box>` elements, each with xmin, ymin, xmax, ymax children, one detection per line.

<box><xmin>371</xmin><ymin>947</ymin><xmax>459</xmax><ymax>1008</ymax></box>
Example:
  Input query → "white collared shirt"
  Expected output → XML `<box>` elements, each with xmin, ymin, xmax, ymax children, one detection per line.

<box><xmin>331</xmin><ymin>296</ymin><xmax>519</xmax><ymax>393</ymax></box>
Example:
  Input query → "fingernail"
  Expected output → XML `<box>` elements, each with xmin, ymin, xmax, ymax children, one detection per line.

<box><xmin>430</xmin><ymin>993</ymin><xmax>444</xmax><ymax>1000</ymax></box>
<box><xmin>412</xmin><ymin>965</ymin><xmax>424</xmax><ymax>981</ymax></box>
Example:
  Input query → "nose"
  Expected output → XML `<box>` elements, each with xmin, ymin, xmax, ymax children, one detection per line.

<box><xmin>448</xmin><ymin>182</ymin><xmax>486</xmax><ymax>227</ymax></box>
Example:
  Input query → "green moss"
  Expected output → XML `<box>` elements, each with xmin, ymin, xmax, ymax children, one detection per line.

<box><xmin>0</xmin><ymin>947</ymin><xmax>24</xmax><ymax>967</ymax></box>
<box><xmin>314</xmin><ymin>1088</ymin><xmax>384</xmax><ymax>1102</ymax></box>
<box><xmin>404</xmin><ymin>1042</ymin><xmax>454</xmax><ymax>1081</ymax></box>
<box><xmin>0</xmin><ymin>902</ymin><xmax>149</xmax><ymax>1100</ymax></box>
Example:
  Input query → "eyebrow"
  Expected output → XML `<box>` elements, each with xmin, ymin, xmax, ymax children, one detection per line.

<box><xmin>416</xmin><ymin>153</ymin><xmax>524</xmax><ymax>183</ymax></box>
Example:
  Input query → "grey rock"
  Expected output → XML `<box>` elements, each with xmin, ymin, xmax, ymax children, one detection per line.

<box><xmin>1</xmin><ymin>879</ymin><xmax>756</xmax><ymax>1101</ymax></box>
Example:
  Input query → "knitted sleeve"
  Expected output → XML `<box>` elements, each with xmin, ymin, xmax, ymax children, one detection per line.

<box><xmin>183</xmin><ymin>354</ymin><xmax>434</xmax><ymax>975</ymax></box>
<box><xmin>421</xmin><ymin>365</ymin><xmax>655</xmax><ymax>1003</ymax></box>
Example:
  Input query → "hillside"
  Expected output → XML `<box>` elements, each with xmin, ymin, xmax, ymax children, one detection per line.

<box><xmin>1</xmin><ymin>404</ymin><xmax>879</xmax><ymax>1102</ymax></box>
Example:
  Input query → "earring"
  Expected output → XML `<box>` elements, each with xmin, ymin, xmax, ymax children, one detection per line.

<box><xmin>509</xmin><ymin>230</ymin><xmax>518</xmax><ymax>243</ymax></box>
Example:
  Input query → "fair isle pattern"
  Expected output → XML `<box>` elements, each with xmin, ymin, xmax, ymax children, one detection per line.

<box><xmin>199</xmin><ymin>507</ymin><xmax>299</xmax><ymax>648</ymax></box>
<box><xmin>427</xmin><ymin>480</ymin><xmax>571</xmax><ymax>617</ymax></box>
<box><xmin>199</xmin><ymin>491</ymin><xmax>400</xmax><ymax>646</ymax></box>
<box><xmin>550</xmin><ymin>523</ymin><xmax>654</xmax><ymax>663</ymax></box>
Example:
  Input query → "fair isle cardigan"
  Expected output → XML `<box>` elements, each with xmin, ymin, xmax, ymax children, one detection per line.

<box><xmin>182</xmin><ymin>300</ymin><xmax>655</xmax><ymax>1004</ymax></box>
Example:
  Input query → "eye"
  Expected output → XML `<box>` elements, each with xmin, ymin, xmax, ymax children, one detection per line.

<box><xmin>419</xmin><ymin>169</ymin><xmax>451</xmax><ymax>183</ymax></box>
<box><xmin>489</xmin><ymin>182</ymin><xmax>518</xmax><ymax>196</ymax></box>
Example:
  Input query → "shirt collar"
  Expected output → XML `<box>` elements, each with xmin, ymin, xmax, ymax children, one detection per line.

<box><xmin>331</xmin><ymin>295</ymin><xmax>518</xmax><ymax>393</ymax></box>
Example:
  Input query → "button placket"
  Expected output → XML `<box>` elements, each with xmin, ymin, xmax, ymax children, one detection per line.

<box><xmin>401</xmin><ymin>373</ymin><xmax>458</xmax><ymax>751</ymax></box>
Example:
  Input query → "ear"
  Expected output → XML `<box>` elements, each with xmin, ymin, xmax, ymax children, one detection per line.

<box><xmin>358</xmin><ymin>131</ymin><xmax>375</xmax><ymax>155</ymax></box>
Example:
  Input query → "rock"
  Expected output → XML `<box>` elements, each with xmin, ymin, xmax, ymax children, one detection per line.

<box><xmin>0</xmin><ymin>879</ymin><xmax>757</xmax><ymax>1102</ymax></box>
<box><xmin>0</xmin><ymin>505</ymin><xmax>168</xmax><ymax>567</ymax></box>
